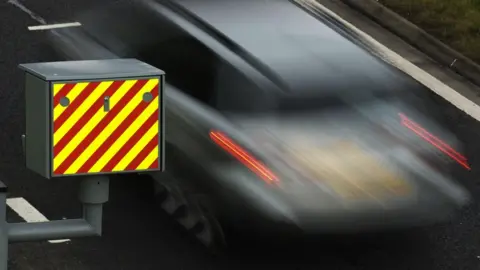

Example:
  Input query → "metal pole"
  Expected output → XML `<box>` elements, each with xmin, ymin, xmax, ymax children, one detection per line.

<box><xmin>8</xmin><ymin>175</ymin><xmax>109</xmax><ymax>243</ymax></box>
<box><xmin>0</xmin><ymin>182</ymin><xmax>7</xmax><ymax>270</ymax></box>
<box><xmin>8</xmin><ymin>219</ymin><xmax>97</xmax><ymax>242</ymax></box>
<box><xmin>0</xmin><ymin>175</ymin><xmax>109</xmax><ymax>268</ymax></box>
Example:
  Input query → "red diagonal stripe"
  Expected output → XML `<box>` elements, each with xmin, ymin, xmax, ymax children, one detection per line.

<box><xmin>149</xmin><ymin>157</ymin><xmax>159</xmax><ymax>170</ymax></box>
<box><xmin>53</xmin><ymin>79</ymin><xmax>149</xmax><ymax>175</ymax></box>
<box><xmin>53</xmin><ymin>83</ymin><xmax>76</xmax><ymax>108</ymax></box>
<box><xmin>53</xmin><ymin>80</ymin><xmax>126</xmax><ymax>156</ymax></box>
<box><xmin>76</xmin><ymin>83</ymin><xmax>159</xmax><ymax>173</ymax></box>
<box><xmin>53</xmin><ymin>81</ymin><xmax>101</xmax><ymax>132</ymax></box>
<box><xmin>125</xmin><ymin>136</ymin><xmax>158</xmax><ymax>171</ymax></box>
<box><xmin>100</xmin><ymin>109</ymin><xmax>159</xmax><ymax>172</ymax></box>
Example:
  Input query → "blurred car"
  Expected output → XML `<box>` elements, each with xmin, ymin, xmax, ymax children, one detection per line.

<box><xmin>47</xmin><ymin>0</ymin><xmax>471</xmax><ymax>249</ymax></box>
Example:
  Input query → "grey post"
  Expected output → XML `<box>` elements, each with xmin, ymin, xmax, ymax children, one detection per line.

<box><xmin>0</xmin><ymin>181</ymin><xmax>7</xmax><ymax>270</ymax></box>
<box><xmin>0</xmin><ymin>176</ymin><xmax>109</xmax><ymax>269</ymax></box>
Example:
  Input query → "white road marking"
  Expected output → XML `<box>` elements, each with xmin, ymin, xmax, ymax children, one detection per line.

<box><xmin>28</xmin><ymin>22</ymin><xmax>82</xmax><ymax>31</ymax></box>
<box><xmin>296</xmin><ymin>0</ymin><xmax>480</xmax><ymax>121</ymax></box>
<box><xmin>6</xmin><ymin>197</ymin><xmax>70</xmax><ymax>244</ymax></box>
<box><xmin>7</xmin><ymin>0</ymin><xmax>46</xmax><ymax>24</ymax></box>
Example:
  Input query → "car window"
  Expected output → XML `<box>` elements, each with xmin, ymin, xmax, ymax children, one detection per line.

<box><xmin>137</xmin><ymin>30</ymin><xmax>220</xmax><ymax>105</ymax></box>
<box><xmin>214</xmin><ymin>61</ymin><xmax>278</xmax><ymax>114</ymax></box>
<box><xmin>213</xmin><ymin>58</ymin><xmax>440</xmax><ymax>117</ymax></box>
<box><xmin>214</xmin><ymin>58</ymin><xmax>356</xmax><ymax>115</ymax></box>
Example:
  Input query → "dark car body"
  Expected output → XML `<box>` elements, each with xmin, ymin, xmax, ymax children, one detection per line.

<box><xmin>47</xmin><ymin>0</ymin><xmax>470</xmax><ymax>237</ymax></box>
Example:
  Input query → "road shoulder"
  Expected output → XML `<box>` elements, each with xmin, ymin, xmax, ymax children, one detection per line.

<box><xmin>316</xmin><ymin>0</ymin><xmax>480</xmax><ymax>110</ymax></box>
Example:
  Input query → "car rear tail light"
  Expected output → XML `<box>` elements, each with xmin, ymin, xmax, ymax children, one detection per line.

<box><xmin>209</xmin><ymin>130</ymin><xmax>279</xmax><ymax>184</ymax></box>
<box><xmin>399</xmin><ymin>113</ymin><xmax>470</xmax><ymax>170</ymax></box>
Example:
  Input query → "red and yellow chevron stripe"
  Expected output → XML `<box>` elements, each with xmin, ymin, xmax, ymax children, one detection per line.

<box><xmin>51</xmin><ymin>78</ymin><xmax>161</xmax><ymax>176</ymax></box>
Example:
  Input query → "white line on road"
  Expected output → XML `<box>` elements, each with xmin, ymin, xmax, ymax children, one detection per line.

<box><xmin>28</xmin><ymin>22</ymin><xmax>82</xmax><ymax>31</ymax></box>
<box><xmin>6</xmin><ymin>197</ymin><xmax>70</xmax><ymax>244</ymax></box>
<box><xmin>297</xmin><ymin>0</ymin><xmax>480</xmax><ymax>121</ymax></box>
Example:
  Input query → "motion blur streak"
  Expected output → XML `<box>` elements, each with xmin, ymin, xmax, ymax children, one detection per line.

<box><xmin>209</xmin><ymin>131</ymin><xmax>279</xmax><ymax>184</ymax></box>
<box><xmin>399</xmin><ymin>113</ymin><xmax>470</xmax><ymax>170</ymax></box>
<box><xmin>43</xmin><ymin>0</ymin><xmax>471</xmax><ymax>236</ymax></box>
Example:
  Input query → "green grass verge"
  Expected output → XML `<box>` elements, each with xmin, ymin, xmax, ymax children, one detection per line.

<box><xmin>379</xmin><ymin>0</ymin><xmax>480</xmax><ymax>64</ymax></box>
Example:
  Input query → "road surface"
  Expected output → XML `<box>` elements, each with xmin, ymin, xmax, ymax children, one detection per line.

<box><xmin>0</xmin><ymin>0</ymin><xmax>480</xmax><ymax>269</ymax></box>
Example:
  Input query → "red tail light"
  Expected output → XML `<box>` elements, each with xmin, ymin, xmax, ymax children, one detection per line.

<box><xmin>399</xmin><ymin>113</ymin><xmax>470</xmax><ymax>170</ymax></box>
<box><xmin>209</xmin><ymin>130</ymin><xmax>279</xmax><ymax>184</ymax></box>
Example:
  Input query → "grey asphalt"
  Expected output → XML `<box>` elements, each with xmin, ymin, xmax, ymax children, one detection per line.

<box><xmin>1</xmin><ymin>0</ymin><xmax>480</xmax><ymax>269</ymax></box>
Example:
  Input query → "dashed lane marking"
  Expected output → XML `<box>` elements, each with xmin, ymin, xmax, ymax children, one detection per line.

<box><xmin>28</xmin><ymin>22</ymin><xmax>82</xmax><ymax>31</ymax></box>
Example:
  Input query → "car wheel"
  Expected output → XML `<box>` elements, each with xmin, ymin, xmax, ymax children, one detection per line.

<box><xmin>148</xmin><ymin>172</ymin><xmax>228</xmax><ymax>254</ymax></box>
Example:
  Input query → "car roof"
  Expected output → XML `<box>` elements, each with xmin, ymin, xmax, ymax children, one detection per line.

<box><xmin>167</xmin><ymin>0</ymin><xmax>410</xmax><ymax>96</ymax></box>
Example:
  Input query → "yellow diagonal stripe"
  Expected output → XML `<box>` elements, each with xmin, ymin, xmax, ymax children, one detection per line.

<box><xmin>53</xmin><ymin>80</ymin><xmax>136</xmax><ymax>170</ymax></box>
<box><xmin>87</xmin><ymin>95</ymin><xmax>159</xmax><ymax>173</ymax></box>
<box><xmin>53</xmin><ymin>83</ymin><xmax>65</xmax><ymax>96</ymax></box>
<box><xmin>63</xmin><ymin>79</ymin><xmax>158</xmax><ymax>174</ymax></box>
<box><xmin>136</xmin><ymin>146</ymin><xmax>159</xmax><ymax>170</ymax></box>
<box><xmin>53</xmin><ymin>82</ymin><xmax>90</xmax><ymax>121</ymax></box>
<box><xmin>53</xmin><ymin>84</ymin><xmax>67</xmax><ymax>120</ymax></box>
<box><xmin>53</xmin><ymin>81</ymin><xmax>113</xmax><ymax>145</ymax></box>
<box><xmin>112</xmin><ymin>122</ymin><xmax>159</xmax><ymax>172</ymax></box>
